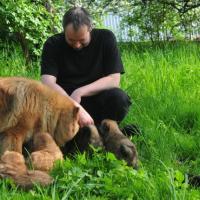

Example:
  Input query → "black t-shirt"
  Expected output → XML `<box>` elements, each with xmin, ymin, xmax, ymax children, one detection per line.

<box><xmin>41</xmin><ymin>29</ymin><xmax>124</xmax><ymax>94</ymax></box>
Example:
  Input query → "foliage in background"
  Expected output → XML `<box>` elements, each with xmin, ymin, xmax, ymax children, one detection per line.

<box><xmin>0</xmin><ymin>0</ymin><xmax>63</xmax><ymax>63</ymax></box>
<box><xmin>64</xmin><ymin>0</ymin><xmax>200</xmax><ymax>41</ymax></box>
<box><xmin>0</xmin><ymin>0</ymin><xmax>200</xmax><ymax>64</ymax></box>
<box><xmin>120</xmin><ymin>0</ymin><xmax>200</xmax><ymax>41</ymax></box>
<box><xmin>0</xmin><ymin>0</ymin><xmax>126</xmax><ymax>64</ymax></box>
<box><xmin>64</xmin><ymin>0</ymin><xmax>130</xmax><ymax>27</ymax></box>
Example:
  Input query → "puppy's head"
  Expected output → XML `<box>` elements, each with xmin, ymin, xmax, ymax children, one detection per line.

<box><xmin>119</xmin><ymin>143</ymin><xmax>138</xmax><ymax>169</ymax></box>
<box><xmin>99</xmin><ymin>119</ymin><xmax>138</xmax><ymax>169</ymax></box>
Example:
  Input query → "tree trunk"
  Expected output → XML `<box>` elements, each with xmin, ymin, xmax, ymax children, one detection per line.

<box><xmin>16</xmin><ymin>32</ymin><xmax>31</xmax><ymax>65</ymax></box>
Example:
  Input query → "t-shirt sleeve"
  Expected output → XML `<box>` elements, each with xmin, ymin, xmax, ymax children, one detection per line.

<box><xmin>103</xmin><ymin>30</ymin><xmax>124</xmax><ymax>76</ymax></box>
<box><xmin>40</xmin><ymin>39</ymin><xmax>58</xmax><ymax>77</ymax></box>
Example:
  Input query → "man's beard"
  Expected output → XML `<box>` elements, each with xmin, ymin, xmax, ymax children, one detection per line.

<box><xmin>73</xmin><ymin>47</ymin><xmax>83</xmax><ymax>51</ymax></box>
<box><xmin>73</xmin><ymin>41</ymin><xmax>90</xmax><ymax>51</ymax></box>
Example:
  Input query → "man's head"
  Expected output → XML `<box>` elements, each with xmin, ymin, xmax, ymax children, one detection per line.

<box><xmin>63</xmin><ymin>7</ymin><xmax>92</xmax><ymax>50</ymax></box>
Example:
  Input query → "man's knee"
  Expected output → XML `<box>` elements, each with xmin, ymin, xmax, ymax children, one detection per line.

<box><xmin>102</xmin><ymin>88</ymin><xmax>132</xmax><ymax>108</ymax></box>
<box><xmin>99</xmin><ymin>88</ymin><xmax>132</xmax><ymax>122</ymax></box>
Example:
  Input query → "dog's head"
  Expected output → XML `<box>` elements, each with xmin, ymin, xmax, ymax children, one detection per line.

<box><xmin>99</xmin><ymin>119</ymin><xmax>138</xmax><ymax>169</ymax></box>
<box><xmin>54</xmin><ymin>105</ymin><xmax>80</xmax><ymax>146</ymax></box>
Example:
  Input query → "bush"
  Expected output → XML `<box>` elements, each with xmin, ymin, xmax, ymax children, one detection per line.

<box><xmin>0</xmin><ymin>0</ymin><xmax>63</xmax><ymax>63</ymax></box>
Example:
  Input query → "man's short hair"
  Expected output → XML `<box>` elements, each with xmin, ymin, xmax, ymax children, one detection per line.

<box><xmin>62</xmin><ymin>7</ymin><xmax>92</xmax><ymax>31</ymax></box>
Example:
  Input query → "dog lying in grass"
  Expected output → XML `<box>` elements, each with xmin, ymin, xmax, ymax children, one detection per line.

<box><xmin>63</xmin><ymin>119</ymin><xmax>138</xmax><ymax>169</ymax></box>
<box><xmin>0</xmin><ymin>77</ymin><xmax>138</xmax><ymax>188</ymax></box>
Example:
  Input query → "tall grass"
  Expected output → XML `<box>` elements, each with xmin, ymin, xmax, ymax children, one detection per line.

<box><xmin>0</xmin><ymin>41</ymin><xmax>200</xmax><ymax>199</ymax></box>
<box><xmin>0</xmin><ymin>43</ymin><xmax>39</xmax><ymax>78</ymax></box>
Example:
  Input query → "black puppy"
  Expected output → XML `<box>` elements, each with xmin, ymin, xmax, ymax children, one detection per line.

<box><xmin>61</xmin><ymin>125</ymin><xmax>103</xmax><ymax>156</ymax></box>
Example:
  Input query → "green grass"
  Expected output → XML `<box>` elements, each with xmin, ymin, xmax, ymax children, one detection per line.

<box><xmin>0</xmin><ymin>43</ymin><xmax>39</xmax><ymax>79</ymax></box>
<box><xmin>0</xmin><ymin>41</ymin><xmax>200</xmax><ymax>199</ymax></box>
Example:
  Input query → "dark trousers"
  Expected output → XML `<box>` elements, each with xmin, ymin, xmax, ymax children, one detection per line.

<box><xmin>80</xmin><ymin>88</ymin><xmax>132</xmax><ymax>124</ymax></box>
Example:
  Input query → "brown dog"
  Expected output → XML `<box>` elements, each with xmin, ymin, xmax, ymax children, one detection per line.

<box><xmin>99</xmin><ymin>119</ymin><xmax>138</xmax><ymax>169</ymax></box>
<box><xmin>0</xmin><ymin>77</ymin><xmax>79</xmax><ymax>171</ymax></box>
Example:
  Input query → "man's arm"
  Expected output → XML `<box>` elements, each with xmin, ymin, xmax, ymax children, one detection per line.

<box><xmin>41</xmin><ymin>74</ymin><xmax>94</xmax><ymax>127</ymax></box>
<box><xmin>70</xmin><ymin>73</ymin><xmax>120</xmax><ymax>103</ymax></box>
<box><xmin>70</xmin><ymin>30</ymin><xmax>124</xmax><ymax>103</ymax></box>
<box><xmin>41</xmin><ymin>75</ymin><xmax>68</xmax><ymax>96</ymax></box>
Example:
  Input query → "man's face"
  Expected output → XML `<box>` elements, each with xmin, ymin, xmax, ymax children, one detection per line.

<box><xmin>64</xmin><ymin>24</ymin><xmax>91</xmax><ymax>50</ymax></box>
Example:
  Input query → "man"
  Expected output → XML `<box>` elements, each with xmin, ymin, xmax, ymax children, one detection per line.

<box><xmin>41</xmin><ymin>7</ymin><xmax>131</xmax><ymax>127</ymax></box>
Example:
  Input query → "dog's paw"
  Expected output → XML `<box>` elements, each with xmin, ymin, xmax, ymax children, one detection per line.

<box><xmin>30</xmin><ymin>151</ymin><xmax>55</xmax><ymax>172</ymax></box>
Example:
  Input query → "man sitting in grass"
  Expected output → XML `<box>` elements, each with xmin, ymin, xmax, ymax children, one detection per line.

<box><xmin>41</xmin><ymin>7</ymin><xmax>131</xmax><ymax>128</ymax></box>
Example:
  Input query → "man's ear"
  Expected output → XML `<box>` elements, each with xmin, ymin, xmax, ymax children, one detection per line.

<box><xmin>88</xmin><ymin>24</ymin><xmax>93</xmax><ymax>32</ymax></box>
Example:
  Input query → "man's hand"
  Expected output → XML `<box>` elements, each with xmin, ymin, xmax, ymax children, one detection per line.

<box><xmin>78</xmin><ymin>106</ymin><xmax>94</xmax><ymax>127</ymax></box>
<box><xmin>41</xmin><ymin>76</ymin><xmax>94</xmax><ymax>127</ymax></box>
<box><xmin>70</xmin><ymin>89</ymin><xmax>93</xmax><ymax>127</ymax></box>
<box><xmin>70</xmin><ymin>88</ymin><xmax>83</xmax><ymax>104</ymax></box>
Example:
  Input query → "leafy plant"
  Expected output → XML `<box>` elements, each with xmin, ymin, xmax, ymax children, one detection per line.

<box><xmin>0</xmin><ymin>0</ymin><xmax>63</xmax><ymax>63</ymax></box>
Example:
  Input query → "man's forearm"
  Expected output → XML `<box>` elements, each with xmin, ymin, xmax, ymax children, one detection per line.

<box><xmin>41</xmin><ymin>79</ymin><xmax>94</xmax><ymax>126</ymax></box>
<box><xmin>42</xmin><ymin>81</ymin><xmax>69</xmax><ymax>97</ymax></box>
<box><xmin>78</xmin><ymin>73</ymin><xmax>120</xmax><ymax>97</ymax></box>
